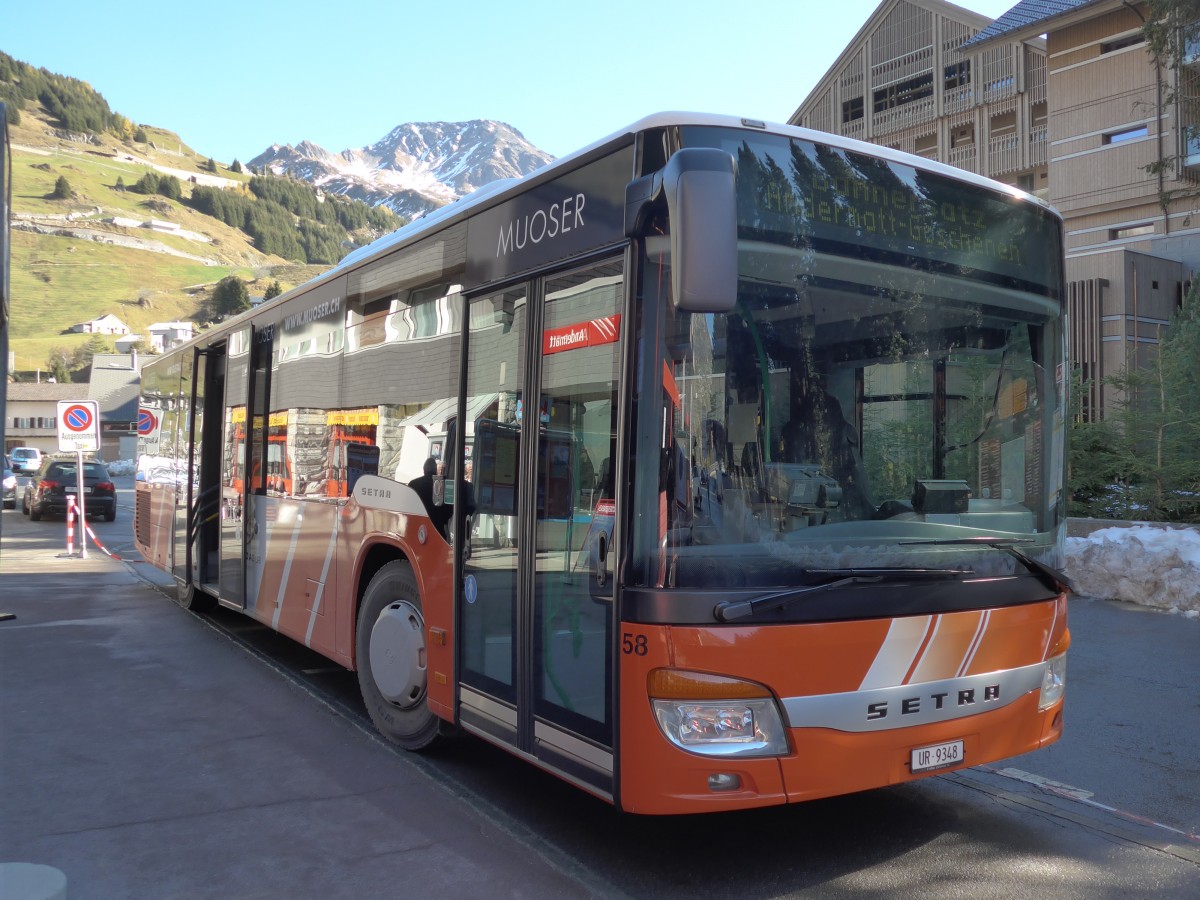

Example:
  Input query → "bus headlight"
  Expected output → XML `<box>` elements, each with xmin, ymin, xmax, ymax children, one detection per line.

<box><xmin>648</xmin><ymin>669</ymin><xmax>789</xmax><ymax>757</ymax></box>
<box><xmin>1038</xmin><ymin>654</ymin><xmax>1067</xmax><ymax>710</ymax></box>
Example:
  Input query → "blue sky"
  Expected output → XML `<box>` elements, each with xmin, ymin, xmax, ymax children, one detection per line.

<box><xmin>4</xmin><ymin>0</ymin><xmax>1020</xmax><ymax>163</ymax></box>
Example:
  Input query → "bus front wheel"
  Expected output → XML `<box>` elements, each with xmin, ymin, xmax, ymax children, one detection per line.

<box><xmin>356</xmin><ymin>560</ymin><xmax>445</xmax><ymax>751</ymax></box>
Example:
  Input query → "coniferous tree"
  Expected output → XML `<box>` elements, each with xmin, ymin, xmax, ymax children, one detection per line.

<box><xmin>1071</xmin><ymin>281</ymin><xmax>1200</xmax><ymax>522</ymax></box>
<box><xmin>71</xmin><ymin>334</ymin><xmax>112</xmax><ymax>376</ymax></box>
<box><xmin>51</xmin><ymin>175</ymin><xmax>72</xmax><ymax>199</ymax></box>
<box><xmin>1152</xmin><ymin>279</ymin><xmax>1200</xmax><ymax>520</ymax></box>
<box><xmin>1140</xmin><ymin>2</ymin><xmax>1200</xmax><ymax>208</ymax></box>
<box><xmin>46</xmin><ymin>346</ymin><xmax>73</xmax><ymax>384</ymax></box>
<box><xmin>263</xmin><ymin>280</ymin><xmax>282</xmax><ymax>301</ymax></box>
<box><xmin>230</xmin><ymin>159</ymin><xmax>244</xmax><ymax>174</ymax></box>
<box><xmin>212</xmin><ymin>276</ymin><xmax>251</xmax><ymax>317</ymax></box>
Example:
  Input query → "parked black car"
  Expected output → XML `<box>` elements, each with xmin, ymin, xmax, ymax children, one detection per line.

<box><xmin>23</xmin><ymin>458</ymin><xmax>117</xmax><ymax>521</ymax></box>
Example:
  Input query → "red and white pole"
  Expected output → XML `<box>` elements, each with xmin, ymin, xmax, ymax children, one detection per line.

<box><xmin>74</xmin><ymin>449</ymin><xmax>88</xmax><ymax>559</ymax></box>
<box><xmin>66</xmin><ymin>494</ymin><xmax>76</xmax><ymax>556</ymax></box>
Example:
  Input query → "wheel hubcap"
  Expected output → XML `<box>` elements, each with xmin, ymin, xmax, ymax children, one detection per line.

<box><xmin>368</xmin><ymin>601</ymin><xmax>427</xmax><ymax>709</ymax></box>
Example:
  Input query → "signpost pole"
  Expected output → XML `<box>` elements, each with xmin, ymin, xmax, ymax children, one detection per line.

<box><xmin>57</xmin><ymin>400</ymin><xmax>99</xmax><ymax>561</ymax></box>
<box><xmin>65</xmin><ymin>494</ymin><xmax>75</xmax><ymax>556</ymax></box>
<box><xmin>75</xmin><ymin>448</ymin><xmax>88</xmax><ymax>558</ymax></box>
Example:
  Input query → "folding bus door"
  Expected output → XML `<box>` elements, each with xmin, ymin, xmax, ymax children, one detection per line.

<box><xmin>218</xmin><ymin>326</ymin><xmax>252</xmax><ymax>607</ymax></box>
<box><xmin>459</xmin><ymin>258</ymin><xmax>624</xmax><ymax>798</ymax></box>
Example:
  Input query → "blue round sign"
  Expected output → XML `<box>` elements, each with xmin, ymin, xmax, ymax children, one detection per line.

<box><xmin>137</xmin><ymin>409</ymin><xmax>158</xmax><ymax>436</ymax></box>
<box><xmin>63</xmin><ymin>404</ymin><xmax>94</xmax><ymax>432</ymax></box>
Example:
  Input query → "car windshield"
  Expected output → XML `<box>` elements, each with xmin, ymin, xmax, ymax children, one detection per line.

<box><xmin>629</xmin><ymin>127</ymin><xmax>1066</xmax><ymax>590</ymax></box>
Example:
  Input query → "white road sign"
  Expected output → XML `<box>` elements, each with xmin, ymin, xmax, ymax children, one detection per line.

<box><xmin>57</xmin><ymin>400</ymin><xmax>100</xmax><ymax>453</ymax></box>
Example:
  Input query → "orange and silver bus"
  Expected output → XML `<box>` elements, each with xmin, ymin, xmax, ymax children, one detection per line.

<box><xmin>134</xmin><ymin>113</ymin><xmax>1070</xmax><ymax>815</ymax></box>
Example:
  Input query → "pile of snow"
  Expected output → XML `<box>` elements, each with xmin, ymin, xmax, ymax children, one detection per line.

<box><xmin>1066</xmin><ymin>526</ymin><xmax>1200</xmax><ymax>617</ymax></box>
<box><xmin>105</xmin><ymin>459</ymin><xmax>136</xmax><ymax>476</ymax></box>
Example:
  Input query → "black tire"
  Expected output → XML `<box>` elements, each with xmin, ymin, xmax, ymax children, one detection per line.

<box><xmin>176</xmin><ymin>580</ymin><xmax>216</xmax><ymax>613</ymax></box>
<box><xmin>356</xmin><ymin>559</ymin><xmax>446</xmax><ymax>751</ymax></box>
<box><xmin>30</xmin><ymin>504</ymin><xmax>41</xmax><ymax>521</ymax></box>
<box><xmin>22</xmin><ymin>495</ymin><xmax>30</xmax><ymax>515</ymax></box>
<box><xmin>104</xmin><ymin>505</ymin><xmax>116</xmax><ymax>523</ymax></box>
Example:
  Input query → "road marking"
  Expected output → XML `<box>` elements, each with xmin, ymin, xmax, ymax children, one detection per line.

<box><xmin>993</xmin><ymin>766</ymin><xmax>1094</xmax><ymax>800</ymax></box>
<box><xmin>985</xmin><ymin>765</ymin><xmax>1200</xmax><ymax>849</ymax></box>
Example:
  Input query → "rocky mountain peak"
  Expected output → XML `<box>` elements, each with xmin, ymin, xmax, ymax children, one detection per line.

<box><xmin>248</xmin><ymin>120</ymin><xmax>554</xmax><ymax>221</ymax></box>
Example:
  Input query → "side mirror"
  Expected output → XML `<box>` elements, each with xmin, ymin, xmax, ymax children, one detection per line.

<box><xmin>625</xmin><ymin>148</ymin><xmax>738</xmax><ymax>313</ymax></box>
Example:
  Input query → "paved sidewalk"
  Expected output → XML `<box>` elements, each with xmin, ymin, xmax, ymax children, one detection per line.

<box><xmin>0</xmin><ymin>524</ymin><xmax>594</xmax><ymax>899</ymax></box>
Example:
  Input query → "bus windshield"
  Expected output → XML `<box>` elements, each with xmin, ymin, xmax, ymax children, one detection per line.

<box><xmin>631</xmin><ymin>127</ymin><xmax>1066</xmax><ymax>589</ymax></box>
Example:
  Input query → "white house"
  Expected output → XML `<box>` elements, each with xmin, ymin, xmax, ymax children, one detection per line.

<box><xmin>4</xmin><ymin>382</ymin><xmax>80</xmax><ymax>458</ymax></box>
<box><xmin>147</xmin><ymin>321</ymin><xmax>195</xmax><ymax>352</ymax></box>
<box><xmin>70</xmin><ymin>313</ymin><xmax>130</xmax><ymax>336</ymax></box>
<box><xmin>114</xmin><ymin>334</ymin><xmax>144</xmax><ymax>353</ymax></box>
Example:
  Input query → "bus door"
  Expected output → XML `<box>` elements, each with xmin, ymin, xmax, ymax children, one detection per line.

<box><xmin>459</xmin><ymin>259</ymin><xmax>625</xmax><ymax>798</ymax></box>
<box><xmin>189</xmin><ymin>340</ymin><xmax>226</xmax><ymax>594</ymax></box>
<box><xmin>217</xmin><ymin>326</ymin><xmax>252</xmax><ymax>607</ymax></box>
<box><xmin>172</xmin><ymin>354</ymin><xmax>195</xmax><ymax>586</ymax></box>
<box><xmin>239</xmin><ymin>324</ymin><xmax>274</xmax><ymax>615</ymax></box>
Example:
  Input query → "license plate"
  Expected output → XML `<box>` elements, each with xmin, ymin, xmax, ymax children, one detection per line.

<box><xmin>84</xmin><ymin>487</ymin><xmax>94</xmax><ymax>494</ymax></box>
<box><xmin>911</xmin><ymin>739</ymin><xmax>964</xmax><ymax>773</ymax></box>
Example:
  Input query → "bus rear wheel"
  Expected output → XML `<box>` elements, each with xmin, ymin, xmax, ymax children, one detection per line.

<box><xmin>176</xmin><ymin>581</ymin><xmax>215</xmax><ymax>613</ymax></box>
<box><xmin>356</xmin><ymin>560</ymin><xmax>445</xmax><ymax>751</ymax></box>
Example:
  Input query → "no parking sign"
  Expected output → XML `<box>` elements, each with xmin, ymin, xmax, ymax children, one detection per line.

<box><xmin>137</xmin><ymin>406</ymin><xmax>162</xmax><ymax>449</ymax></box>
<box><xmin>57</xmin><ymin>400</ymin><xmax>100</xmax><ymax>453</ymax></box>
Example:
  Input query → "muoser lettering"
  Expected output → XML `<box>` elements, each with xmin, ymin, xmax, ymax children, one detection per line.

<box><xmin>496</xmin><ymin>192</ymin><xmax>586</xmax><ymax>257</ymax></box>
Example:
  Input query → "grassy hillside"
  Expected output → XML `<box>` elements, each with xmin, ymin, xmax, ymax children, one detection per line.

<box><xmin>4</xmin><ymin>106</ymin><xmax>332</xmax><ymax>373</ymax></box>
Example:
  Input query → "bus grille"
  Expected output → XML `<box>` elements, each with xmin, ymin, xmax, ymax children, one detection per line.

<box><xmin>135</xmin><ymin>490</ymin><xmax>151</xmax><ymax>547</ymax></box>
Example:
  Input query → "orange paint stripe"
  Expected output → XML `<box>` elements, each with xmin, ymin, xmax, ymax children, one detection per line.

<box><xmin>901</xmin><ymin>616</ymin><xmax>940</xmax><ymax>685</ymax></box>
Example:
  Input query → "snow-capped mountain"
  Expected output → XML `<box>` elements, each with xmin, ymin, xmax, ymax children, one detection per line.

<box><xmin>248</xmin><ymin>120</ymin><xmax>554</xmax><ymax>220</ymax></box>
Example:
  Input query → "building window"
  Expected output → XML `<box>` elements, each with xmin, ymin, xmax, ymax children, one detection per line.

<box><xmin>873</xmin><ymin>73</ymin><xmax>934</xmax><ymax>114</ymax></box>
<box><xmin>841</xmin><ymin>96</ymin><xmax>864</xmax><ymax>123</ymax></box>
<box><xmin>1104</xmin><ymin>125</ymin><xmax>1149</xmax><ymax>144</ymax></box>
<box><xmin>951</xmin><ymin>125</ymin><xmax>975</xmax><ymax>147</ymax></box>
<box><xmin>1101</xmin><ymin>34</ymin><xmax>1143</xmax><ymax>54</ymax></box>
<box><xmin>1109</xmin><ymin>223</ymin><xmax>1155</xmax><ymax>239</ymax></box>
<box><xmin>944</xmin><ymin>61</ymin><xmax>970</xmax><ymax>89</ymax></box>
<box><xmin>984</xmin><ymin>74</ymin><xmax>1015</xmax><ymax>94</ymax></box>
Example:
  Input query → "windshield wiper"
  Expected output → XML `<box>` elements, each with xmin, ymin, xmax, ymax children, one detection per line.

<box><xmin>898</xmin><ymin>537</ymin><xmax>1072</xmax><ymax>595</ymax></box>
<box><xmin>714</xmin><ymin>567</ymin><xmax>970</xmax><ymax>622</ymax></box>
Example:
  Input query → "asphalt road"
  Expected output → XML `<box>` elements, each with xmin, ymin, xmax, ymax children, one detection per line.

<box><xmin>3</xmin><ymin>474</ymin><xmax>1198</xmax><ymax>898</ymax></box>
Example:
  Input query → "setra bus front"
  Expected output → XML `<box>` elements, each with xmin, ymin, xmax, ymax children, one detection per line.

<box><xmin>616</xmin><ymin>122</ymin><xmax>1068</xmax><ymax>814</ymax></box>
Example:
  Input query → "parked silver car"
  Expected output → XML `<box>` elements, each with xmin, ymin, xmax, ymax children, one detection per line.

<box><xmin>9</xmin><ymin>447</ymin><xmax>44</xmax><ymax>475</ymax></box>
<box><xmin>3</xmin><ymin>467</ymin><xmax>16</xmax><ymax>509</ymax></box>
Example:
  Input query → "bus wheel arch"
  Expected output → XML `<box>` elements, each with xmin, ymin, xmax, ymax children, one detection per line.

<box><xmin>177</xmin><ymin>579</ymin><xmax>216</xmax><ymax>613</ymax></box>
<box><xmin>355</xmin><ymin>558</ymin><xmax>446</xmax><ymax>751</ymax></box>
